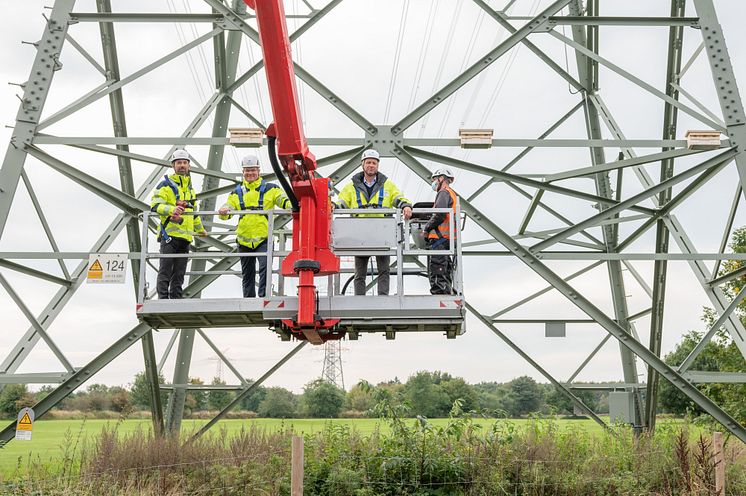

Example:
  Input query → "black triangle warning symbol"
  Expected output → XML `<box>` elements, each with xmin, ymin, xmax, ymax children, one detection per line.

<box><xmin>90</xmin><ymin>259</ymin><xmax>103</xmax><ymax>271</ymax></box>
<box><xmin>18</xmin><ymin>412</ymin><xmax>32</xmax><ymax>426</ymax></box>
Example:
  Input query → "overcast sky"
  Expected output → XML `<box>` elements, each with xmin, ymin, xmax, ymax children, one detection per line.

<box><xmin>1</xmin><ymin>0</ymin><xmax>746</xmax><ymax>394</ymax></box>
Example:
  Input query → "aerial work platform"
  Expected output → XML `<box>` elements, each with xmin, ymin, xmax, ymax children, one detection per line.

<box><xmin>136</xmin><ymin>207</ymin><xmax>465</xmax><ymax>341</ymax></box>
<box><xmin>137</xmin><ymin>295</ymin><xmax>464</xmax><ymax>337</ymax></box>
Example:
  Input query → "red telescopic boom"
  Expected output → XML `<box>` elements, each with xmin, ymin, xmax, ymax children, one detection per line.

<box><xmin>243</xmin><ymin>0</ymin><xmax>340</xmax><ymax>344</ymax></box>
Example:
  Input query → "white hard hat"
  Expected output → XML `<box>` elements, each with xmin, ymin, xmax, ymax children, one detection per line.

<box><xmin>361</xmin><ymin>149</ymin><xmax>380</xmax><ymax>162</ymax></box>
<box><xmin>241</xmin><ymin>154</ymin><xmax>261</xmax><ymax>169</ymax></box>
<box><xmin>431</xmin><ymin>167</ymin><xmax>455</xmax><ymax>180</ymax></box>
<box><xmin>170</xmin><ymin>149</ymin><xmax>191</xmax><ymax>163</ymax></box>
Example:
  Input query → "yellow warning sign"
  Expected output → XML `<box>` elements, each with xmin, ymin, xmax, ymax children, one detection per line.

<box><xmin>86</xmin><ymin>254</ymin><xmax>126</xmax><ymax>284</ymax></box>
<box><xmin>87</xmin><ymin>258</ymin><xmax>103</xmax><ymax>280</ymax></box>
<box><xmin>17</xmin><ymin>412</ymin><xmax>33</xmax><ymax>431</ymax></box>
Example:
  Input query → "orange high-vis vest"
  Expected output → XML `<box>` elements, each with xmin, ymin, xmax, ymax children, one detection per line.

<box><xmin>427</xmin><ymin>187</ymin><xmax>458</xmax><ymax>240</ymax></box>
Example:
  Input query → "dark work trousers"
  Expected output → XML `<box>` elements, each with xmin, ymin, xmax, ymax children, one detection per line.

<box><xmin>427</xmin><ymin>238</ymin><xmax>453</xmax><ymax>295</ymax></box>
<box><xmin>354</xmin><ymin>255</ymin><xmax>390</xmax><ymax>295</ymax></box>
<box><xmin>239</xmin><ymin>240</ymin><xmax>268</xmax><ymax>298</ymax></box>
<box><xmin>157</xmin><ymin>237</ymin><xmax>191</xmax><ymax>299</ymax></box>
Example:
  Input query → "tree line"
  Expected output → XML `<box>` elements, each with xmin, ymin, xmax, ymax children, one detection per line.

<box><xmin>0</xmin><ymin>371</ymin><xmax>608</xmax><ymax>420</ymax></box>
<box><xmin>0</xmin><ymin>355</ymin><xmax>740</xmax><ymax>422</ymax></box>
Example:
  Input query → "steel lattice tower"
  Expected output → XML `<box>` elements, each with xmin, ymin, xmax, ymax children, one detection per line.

<box><xmin>1</xmin><ymin>0</ymin><xmax>746</xmax><ymax>445</ymax></box>
<box><xmin>321</xmin><ymin>340</ymin><xmax>344</xmax><ymax>390</ymax></box>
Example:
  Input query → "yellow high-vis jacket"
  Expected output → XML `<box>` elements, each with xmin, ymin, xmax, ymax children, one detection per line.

<box><xmin>150</xmin><ymin>173</ymin><xmax>205</xmax><ymax>243</ymax></box>
<box><xmin>337</xmin><ymin>172</ymin><xmax>411</xmax><ymax>217</ymax></box>
<box><xmin>219</xmin><ymin>178</ymin><xmax>291</xmax><ymax>249</ymax></box>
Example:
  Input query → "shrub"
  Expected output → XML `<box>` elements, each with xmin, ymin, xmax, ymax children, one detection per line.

<box><xmin>303</xmin><ymin>379</ymin><xmax>346</xmax><ymax>418</ymax></box>
<box><xmin>257</xmin><ymin>387</ymin><xmax>297</xmax><ymax>418</ymax></box>
<box><xmin>3</xmin><ymin>407</ymin><xmax>746</xmax><ymax>496</ymax></box>
<box><xmin>0</xmin><ymin>384</ymin><xmax>29</xmax><ymax>417</ymax></box>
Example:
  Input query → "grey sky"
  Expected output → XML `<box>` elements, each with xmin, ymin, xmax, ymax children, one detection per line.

<box><xmin>1</xmin><ymin>0</ymin><xmax>746</xmax><ymax>393</ymax></box>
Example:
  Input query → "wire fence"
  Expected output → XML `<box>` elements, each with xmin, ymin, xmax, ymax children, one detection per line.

<box><xmin>7</xmin><ymin>446</ymin><xmax>292</xmax><ymax>495</ymax></box>
<box><xmin>3</xmin><ymin>452</ymin><xmax>731</xmax><ymax>496</ymax></box>
<box><xmin>8</xmin><ymin>447</ymin><xmax>288</xmax><ymax>480</ymax></box>
<box><xmin>3</xmin><ymin>425</ymin><xmax>741</xmax><ymax>495</ymax></box>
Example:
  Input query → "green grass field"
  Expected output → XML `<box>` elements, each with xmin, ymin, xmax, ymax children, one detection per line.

<box><xmin>0</xmin><ymin>417</ymin><xmax>612</xmax><ymax>477</ymax></box>
<box><xmin>5</xmin><ymin>415</ymin><xmax>708</xmax><ymax>481</ymax></box>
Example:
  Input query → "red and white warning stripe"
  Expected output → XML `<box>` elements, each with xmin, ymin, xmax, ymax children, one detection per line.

<box><xmin>439</xmin><ymin>299</ymin><xmax>463</xmax><ymax>308</ymax></box>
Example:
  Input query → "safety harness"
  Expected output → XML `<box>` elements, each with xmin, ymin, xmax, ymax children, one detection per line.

<box><xmin>355</xmin><ymin>187</ymin><xmax>385</xmax><ymax>209</ymax></box>
<box><xmin>427</xmin><ymin>187</ymin><xmax>458</xmax><ymax>246</ymax></box>
<box><xmin>154</xmin><ymin>174</ymin><xmax>195</xmax><ymax>243</ymax></box>
<box><xmin>234</xmin><ymin>180</ymin><xmax>267</xmax><ymax>216</ymax></box>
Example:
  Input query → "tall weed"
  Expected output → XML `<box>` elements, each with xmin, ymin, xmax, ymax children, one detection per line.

<box><xmin>2</xmin><ymin>403</ymin><xmax>745</xmax><ymax>495</ymax></box>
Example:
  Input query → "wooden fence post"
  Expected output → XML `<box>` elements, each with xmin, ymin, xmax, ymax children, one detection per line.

<box><xmin>291</xmin><ymin>435</ymin><xmax>304</xmax><ymax>496</ymax></box>
<box><xmin>713</xmin><ymin>431</ymin><xmax>725</xmax><ymax>496</ymax></box>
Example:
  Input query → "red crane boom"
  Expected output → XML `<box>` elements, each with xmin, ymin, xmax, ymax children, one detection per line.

<box><xmin>243</xmin><ymin>0</ymin><xmax>340</xmax><ymax>344</ymax></box>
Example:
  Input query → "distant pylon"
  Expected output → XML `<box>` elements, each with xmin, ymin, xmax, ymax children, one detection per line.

<box><xmin>207</xmin><ymin>355</ymin><xmax>224</xmax><ymax>381</ymax></box>
<box><xmin>207</xmin><ymin>348</ymin><xmax>231</xmax><ymax>382</ymax></box>
<box><xmin>321</xmin><ymin>340</ymin><xmax>344</xmax><ymax>390</ymax></box>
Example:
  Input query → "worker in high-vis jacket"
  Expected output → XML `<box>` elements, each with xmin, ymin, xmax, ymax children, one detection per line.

<box><xmin>151</xmin><ymin>149</ymin><xmax>207</xmax><ymax>299</ymax></box>
<box><xmin>337</xmin><ymin>149</ymin><xmax>412</xmax><ymax>296</ymax></box>
<box><xmin>219</xmin><ymin>154</ymin><xmax>291</xmax><ymax>298</ymax></box>
<box><xmin>422</xmin><ymin>168</ymin><xmax>458</xmax><ymax>295</ymax></box>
